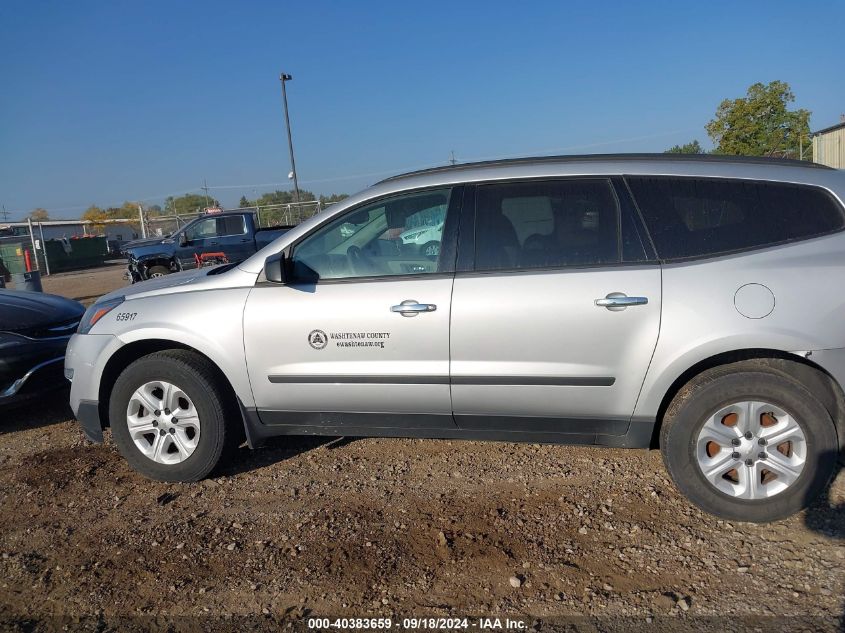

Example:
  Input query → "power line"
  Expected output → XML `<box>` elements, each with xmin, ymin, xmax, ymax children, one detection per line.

<box><xmin>4</xmin><ymin>127</ymin><xmax>698</xmax><ymax>214</ymax></box>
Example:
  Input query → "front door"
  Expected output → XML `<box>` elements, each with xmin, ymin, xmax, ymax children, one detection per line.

<box><xmin>243</xmin><ymin>186</ymin><xmax>461</xmax><ymax>430</ymax></box>
<box><xmin>178</xmin><ymin>214</ymin><xmax>253</xmax><ymax>269</ymax></box>
<box><xmin>449</xmin><ymin>178</ymin><xmax>661</xmax><ymax>435</ymax></box>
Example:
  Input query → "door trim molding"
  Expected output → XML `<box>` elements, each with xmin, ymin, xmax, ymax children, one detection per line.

<box><xmin>451</xmin><ymin>376</ymin><xmax>615</xmax><ymax>386</ymax></box>
<box><xmin>268</xmin><ymin>375</ymin><xmax>450</xmax><ymax>384</ymax></box>
<box><xmin>268</xmin><ymin>375</ymin><xmax>615</xmax><ymax>386</ymax></box>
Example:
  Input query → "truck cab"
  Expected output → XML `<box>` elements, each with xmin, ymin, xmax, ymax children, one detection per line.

<box><xmin>124</xmin><ymin>211</ymin><xmax>290</xmax><ymax>282</ymax></box>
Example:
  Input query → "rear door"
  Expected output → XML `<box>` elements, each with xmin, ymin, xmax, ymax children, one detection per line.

<box><xmin>449</xmin><ymin>178</ymin><xmax>661</xmax><ymax>436</ymax></box>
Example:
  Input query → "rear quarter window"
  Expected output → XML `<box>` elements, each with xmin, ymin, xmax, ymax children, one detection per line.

<box><xmin>627</xmin><ymin>177</ymin><xmax>845</xmax><ymax>260</ymax></box>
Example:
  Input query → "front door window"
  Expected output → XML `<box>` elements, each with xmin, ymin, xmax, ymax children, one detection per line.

<box><xmin>290</xmin><ymin>189</ymin><xmax>452</xmax><ymax>281</ymax></box>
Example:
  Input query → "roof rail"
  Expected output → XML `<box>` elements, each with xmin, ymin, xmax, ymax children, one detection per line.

<box><xmin>376</xmin><ymin>152</ymin><xmax>831</xmax><ymax>184</ymax></box>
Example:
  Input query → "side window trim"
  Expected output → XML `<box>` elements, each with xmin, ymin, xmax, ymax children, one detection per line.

<box><xmin>283</xmin><ymin>185</ymin><xmax>464</xmax><ymax>284</ymax></box>
<box><xmin>455</xmin><ymin>184</ymin><xmax>476</xmax><ymax>273</ymax></box>
<box><xmin>434</xmin><ymin>184</ymin><xmax>464</xmax><ymax>275</ymax></box>
<box><xmin>613</xmin><ymin>176</ymin><xmax>658</xmax><ymax>262</ymax></box>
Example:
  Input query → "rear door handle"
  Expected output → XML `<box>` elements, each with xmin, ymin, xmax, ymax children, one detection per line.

<box><xmin>595</xmin><ymin>292</ymin><xmax>648</xmax><ymax>311</ymax></box>
<box><xmin>391</xmin><ymin>299</ymin><xmax>437</xmax><ymax>317</ymax></box>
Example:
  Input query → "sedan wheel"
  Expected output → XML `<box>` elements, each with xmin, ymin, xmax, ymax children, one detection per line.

<box><xmin>127</xmin><ymin>380</ymin><xmax>201</xmax><ymax>464</ymax></box>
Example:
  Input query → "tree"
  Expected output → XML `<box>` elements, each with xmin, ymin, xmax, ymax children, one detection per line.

<box><xmin>253</xmin><ymin>189</ymin><xmax>316</xmax><ymax>206</ymax></box>
<box><xmin>82</xmin><ymin>203</ymin><xmax>142</xmax><ymax>233</ymax></box>
<box><xmin>164</xmin><ymin>193</ymin><xmax>220</xmax><ymax>215</ymax></box>
<box><xmin>665</xmin><ymin>140</ymin><xmax>704</xmax><ymax>154</ymax></box>
<box><xmin>28</xmin><ymin>208</ymin><xmax>49</xmax><ymax>221</ymax></box>
<box><xmin>82</xmin><ymin>205</ymin><xmax>110</xmax><ymax>233</ymax></box>
<box><xmin>239</xmin><ymin>196</ymin><xmax>251</xmax><ymax>208</ymax></box>
<box><xmin>705</xmin><ymin>81</ymin><xmax>811</xmax><ymax>159</ymax></box>
<box><xmin>102</xmin><ymin>202</ymin><xmax>143</xmax><ymax>220</ymax></box>
<box><xmin>319</xmin><ymin>193</ymin><xmax>350</xmax><ymax>205</ymax></box>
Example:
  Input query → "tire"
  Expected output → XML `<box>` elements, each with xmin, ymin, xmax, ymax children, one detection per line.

<box><xmin>109</xmin><ymin>350</ymin><xmax>239</xmax><ymax>482</ymax></box>
<box><xmin>660</xmin><ymin>367</ymin><xmax>838</xmax><ymax>522</ymax></box>
<box><xmin>147</xmin><ymin>265</ymin><xmax>170</xmax><ymax>278</ymax></box>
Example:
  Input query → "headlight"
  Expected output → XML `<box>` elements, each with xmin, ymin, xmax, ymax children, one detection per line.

<box><xmin>78</xmin><ymin>297</ymin><xmax>125</xmax><ymax>334</ymax></box>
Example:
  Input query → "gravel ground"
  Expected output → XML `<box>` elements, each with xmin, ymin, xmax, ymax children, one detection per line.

<box><xmin>1</xmin><ymin>265</ymin><xmax>843</xmax><ymax>632</ymax></box>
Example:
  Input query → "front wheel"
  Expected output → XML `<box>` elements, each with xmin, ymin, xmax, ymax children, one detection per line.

<box><xmin>661</xmin><ymin>368</ymin><xmax>838</xmax><ymax>522</ymax></box>
<box><xmin>109</xmin><ymin>350</ymin><xmax>238</xmax><ymax>481</ymax></box>
<box><xmin>146</xmin><ymin>265</ymin><xmax>171</xmax><ymax>279</ymax></box>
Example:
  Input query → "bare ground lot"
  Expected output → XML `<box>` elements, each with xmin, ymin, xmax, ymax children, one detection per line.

<box><xmin>1</xmin><ymin>265</ymin><xmax>844</xmax><ymax>631</ymax></box>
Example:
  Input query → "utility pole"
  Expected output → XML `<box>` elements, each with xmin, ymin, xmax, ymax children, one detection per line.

<box><xmin>449</xmin><ymin>150</ymin><xmax>457</xmax><ymax>166</ymax></box>
<box><xmin>0</xmin><ymin>205</ymin><xmax>8</xmax><ymax>222</ymax></box>
<box><xmin>138</xmin><ymin>204</ymin><xmax>147</xmax><ymax>238</ymax></box>
<box><xmin>202</xmin><ymin>179</ymin><xmax>211</xmax><ymax>209</ymax></box>
<box><xmin>279</xmin><ymin>72</ymin><xmax>301</xmax><ymax>203</ymax></box>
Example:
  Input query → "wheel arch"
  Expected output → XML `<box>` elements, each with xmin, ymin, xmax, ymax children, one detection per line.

<box><xmin>652</xmin><ymin>348</ymin><xmax>845</xmax><ymax>451</ymax></box>
<box><xmin>97</xmin><ymin>338</ymin><xmax>249</xmax><ymax>445</ymax></box>
<box><xmin>136</xmin><ymin>255</ymin><xmax>177</xmax><ymax>276</ymax></box>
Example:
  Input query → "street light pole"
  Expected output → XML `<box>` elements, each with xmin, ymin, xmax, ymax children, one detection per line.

<box><xmin>279</xmin><ymin>72</ymin><xmax>301</xmax><ymax>203</ymax></box>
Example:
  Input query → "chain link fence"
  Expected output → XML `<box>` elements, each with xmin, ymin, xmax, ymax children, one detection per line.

<box><xmin>1</xmin><ymin>200</ymin><xmax>333</xmax><ymax>279</ymax></box>
<box><xmin>252</xmin><ymin>201</ymin><xmax>325</xmax><ymax>228</ymax></box>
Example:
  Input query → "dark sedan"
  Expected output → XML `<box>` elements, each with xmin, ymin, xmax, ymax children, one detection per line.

<box><xmin>0</xmin><ymin>289</ymin><xmax>84</xmax><ymax>405</ymax></box>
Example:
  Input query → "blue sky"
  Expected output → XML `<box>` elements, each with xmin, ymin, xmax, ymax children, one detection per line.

<box><xmin>1</xmin><ymin>0</ymin><xmax>843</xmax><ymax>219</ymax></box>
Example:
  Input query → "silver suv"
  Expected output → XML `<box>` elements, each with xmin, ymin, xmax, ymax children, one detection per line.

<box><xmin>65</xmin><ymin>154</ymin><xmax>845</xmax><ymax>522</ymax></box>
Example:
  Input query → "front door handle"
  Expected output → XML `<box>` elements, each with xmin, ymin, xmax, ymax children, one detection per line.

<box><xmin>391</xmin><ymin>299</ymin><xmax>437</xmax><ymax>317</ymax></box>
<box><xmin>595</xmin><ymin>292</ymin><xmax>648</xmax><ymax>312</ymax></box>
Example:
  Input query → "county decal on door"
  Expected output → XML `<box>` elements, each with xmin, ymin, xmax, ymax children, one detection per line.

<box><xmin>307</xmin><ymin>330</ymin><xmax>328</xmax><ymax>350</ymax></box>
<box><xmin>308</xmin><ymin>330</ymin><xmax>392</xmax><ymax>350</ymax></box>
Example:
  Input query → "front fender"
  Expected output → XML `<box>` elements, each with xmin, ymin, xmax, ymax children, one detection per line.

<box><xmin>99</xmin><ymin>288</ymin><xmax>255</xmax><ymax>408</ymax></box>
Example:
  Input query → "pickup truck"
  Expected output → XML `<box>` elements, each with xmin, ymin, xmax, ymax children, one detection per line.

<box><xmin>123</xmin><ymin>211</ymin><xmax>292</xmax><ymax>282</ymax></box>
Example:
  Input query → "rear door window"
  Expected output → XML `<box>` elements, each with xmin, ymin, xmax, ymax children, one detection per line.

<box><xmin>627</xmin><ymin>177</ymin><xmax>845</xmax><ymax>260</ymax></box>
<box><xmin>217</xmin><ymin>215</ymin><xmax>247</xmax><ymax>236</ymax></box>
<box><xmin>474</xmin><ymin>179</ymin><xmax>621</xmax><ymax>271</ymax></box>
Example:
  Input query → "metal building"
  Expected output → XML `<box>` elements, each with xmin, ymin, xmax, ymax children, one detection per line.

<box><xmin>812</xmin><ymin>116</ymin><xmax>845</xmax><ymax>169</ymax></box>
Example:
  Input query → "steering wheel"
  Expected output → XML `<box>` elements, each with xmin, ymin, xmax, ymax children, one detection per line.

<box><xmin>347</xmin><ymin>245</ymin><xmax>373</xmax><ymax>275</ymax></box>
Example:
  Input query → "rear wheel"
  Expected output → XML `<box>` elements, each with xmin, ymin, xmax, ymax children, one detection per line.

<box><xmin>661</xmin><ymin>368</ymin><xmax>838</xmax><ymax>522</ymax></box>
<box><xmin>109</xmin><ymin>350</ymin><xmax>238</xmax><ymax>481</ymax></box>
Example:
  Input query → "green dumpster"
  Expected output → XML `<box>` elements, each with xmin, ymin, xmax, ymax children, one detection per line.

<box><xmin>43</xmin><ymin>237</ymin><xmax>108</xmax><ymax>272</ymax></box>
<box><xmin>0</xmin><ymin>243</ymin><xmax>27</xmax><ymax>274</ymax></box>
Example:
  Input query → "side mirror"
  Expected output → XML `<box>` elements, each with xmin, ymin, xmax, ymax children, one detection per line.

<box><xmin>178</xmin><ymin>233</ymin><xmax>188</xmax><ymax>247</ymax></box>
<box><xmin>264</xmin><ymin>252</ymin><xmax>286</xmax><ymax>284</ymax></box>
